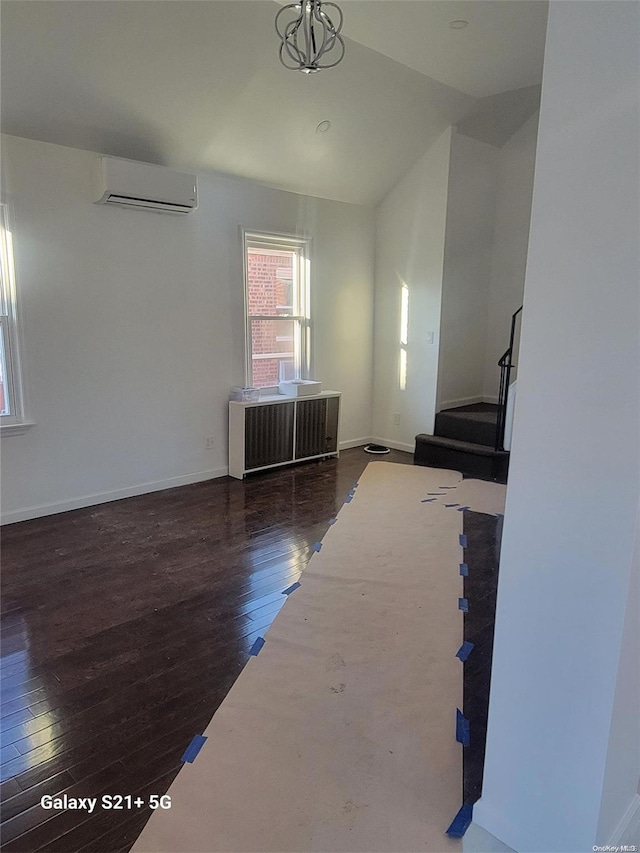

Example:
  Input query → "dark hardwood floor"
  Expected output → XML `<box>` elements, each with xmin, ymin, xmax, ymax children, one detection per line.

<box><xmin>1</xmin><ymin>449</ymin><xmax>412</xmax><ymax>852</ymax></box>
<box><xmin>461</xmin><ymin>511</ymin><xmax>502</xmax><ymax>806</ymax></box>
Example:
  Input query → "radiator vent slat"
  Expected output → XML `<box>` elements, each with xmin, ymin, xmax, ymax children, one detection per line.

<box><xmin>245</xmin><ymin>403</ymin><xmax>294</xmax><ymax>469</ymax></box>
<box><xmin>296</xmin><ymin>398</ymin><xmax>328</xmax><ymax>459</ymax></box>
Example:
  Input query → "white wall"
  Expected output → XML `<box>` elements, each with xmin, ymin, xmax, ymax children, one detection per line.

<box><xmin>372</xmin><ymin>128</ymin><xmax>451</xmax><ymax>449</ymax></box>
<box><xmin>597</xmin><ymin>514</ymin><xmax>640</xmax><ymax>845</ymax></box>
<box><xmin>0</xmin><ymin>134</ymin><xmax>375</xmax><ymax>523</ymax></box>
<box><xmin>435</xmin><ymin>116</ymin><xmax>537</xmax><ymax>413</ymax></box>
<box><xmin>482</xmin><ymin>112</ymin><xmax>539</xmax><ymax>399</ymax></box>
<box><xmin>437</xmin><ymin>131</ymin><xmax>499</xmax><ymax>410</ymax></box>
<box><xmin>474</xmin><ymin>3</ymin><xmax>640</xmax><ymax>851</ymax></box>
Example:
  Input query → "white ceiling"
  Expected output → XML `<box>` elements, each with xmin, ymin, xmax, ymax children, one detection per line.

<box><xmin>341</xmin><ymin>1</ymin><xmax>547</xmax><ymax>99</ymax></box>
<box><xmin>0</xmin><ymin>1</ymin><xmax>548</xmax><ymax>205</ymax></box>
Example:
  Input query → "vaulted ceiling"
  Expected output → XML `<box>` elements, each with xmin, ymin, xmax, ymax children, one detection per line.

<box><xmin>0</xmin><ymin>0</ymin><xmax>548</xmax><ymax>205</ymax></box>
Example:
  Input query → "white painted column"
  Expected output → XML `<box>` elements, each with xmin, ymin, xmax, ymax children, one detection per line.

<box><xmin>472</xmin><ymin>2</ymin><xmax>640</xmax><ymax>851</ymax></box>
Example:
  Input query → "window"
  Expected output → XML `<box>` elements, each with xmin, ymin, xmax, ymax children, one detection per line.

<box><xmin>399</xmin><ymin>282</ymin><xmax>409</xmax><ymax>391</ymax></box>
<box><xmin>0</xmin><ymin>204</ymin><xmax>28</xmax><ymax>432</ymax></box>
<box><xmin>243</xmin><ymin>231</ymin><xmax>311</xmax><ymax>390</ymax></box>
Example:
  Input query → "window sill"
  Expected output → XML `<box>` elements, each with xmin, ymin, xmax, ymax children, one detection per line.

<box><xmin>1</xmin><ymin>421</ymin><xmax>35</xmax><ymax>436</ymax></box>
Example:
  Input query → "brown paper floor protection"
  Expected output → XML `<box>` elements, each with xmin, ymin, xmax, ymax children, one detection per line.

<box><xmin>132</xmin><ymin>463</ymin><xmax>498</xmax><ymax>853</ymax></box>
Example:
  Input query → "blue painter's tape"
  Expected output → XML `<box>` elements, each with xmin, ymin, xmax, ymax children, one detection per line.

<box><xmin>352</xmin><ymin>482</ymin><xmax>359</xmax><ymax>490</ymax></box>
<box><xmin>446</xmin><ymin>803</ymin><xmax>473</xmax><ymax>838</ymax></box>
<box><xmin>458</xmin><ymin>597</ymin><xmax>469</xmax><ymax>612</ymax></box>
<box><xmin>456</xmin><ymin>641</ymin><xmax>475</xmax><ymax>662</ymax></box>
<box><xmin>459</xmin><ymin>534</ymin><xmax>468</xmax><ymax>547</ymax></box>
<box><xmin>445</xmin><ymin>503</ymin><xmax>460</xmax><ymax>508</ymax></box>
<box><xmin>345</xmin><ymin>494</ymin><xmax>353</xmax><ymax>503</ymax></box>
<box><xmin>312</xmin><ymin>541</ymin><xmax>322</xmax><ymax>553</ymax></box>
<box><xmin>282</xmin><ymin>581</ymin><xmax>301</xmax><ymax>596</ymax></box>
<box><xmin>181</xmin><ymin>734</ymin><xmax>207</xmax><ymax>764</ymax></box>
<box><xmin>249</xmin><ymin>636</ymin><xmax>265</xmax><ymax>656</ymax></box>
<box><xmin>329</xmin><ymin>517</ymin><xmax>337</xmax><ymax>525</ymax></box>
<box><xmin>495</xmin><ymin>512</ymin><xmax>504</xmax><ymax>518</ymax></box>
<box><xmin>457</xmin><ymin>506</ymin><xmax>470</xmax><ymax>512</ymax></box>
<box><xmin>421</xmin><ymin>498</ymin><xmax>437</xmax><ymax>503</ymax></box>
<box><xmin>456</xmin><ymin>709</ymin><xmax>470</xmax><ymax>746</ymax></box>
<box><xmin>459</xmin><ymin>562</ymin><xmax>468</xmax><ymax>576</ymax></box>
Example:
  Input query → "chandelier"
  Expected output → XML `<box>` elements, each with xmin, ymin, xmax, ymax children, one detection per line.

<box><xmin>275</xmin><ymin>0</ymin><xmax>345</xmax><ymax>73</ymax></box>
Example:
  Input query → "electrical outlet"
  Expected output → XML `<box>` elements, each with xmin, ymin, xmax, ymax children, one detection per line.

<box><xmin>205</xmin><ymin>436</ymin><xmax>215</xmax><ymax>450</ymax></box>
<box><xmin>393</xmin><ymin>412</ymin><xmax>401</xmax><ymax>426</ymax></box>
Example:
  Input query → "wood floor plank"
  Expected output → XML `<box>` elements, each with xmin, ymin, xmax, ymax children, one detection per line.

<box><xmin>1</xmin><ymin>771</ymin><xmax>76</xmax><ymax>823</ymax></box>
<box><xmin>0</xmin><ymin>690</ymin><xmax>50</xmax><ymax>719</ymax></box>
<box><xmin>0</xmin><ymin>708</ymin><xmax>35</xmax><ymax>737</ymax></box>
<box><xmin>0</xmin><ymin>778</ymin><xmax>21</xmax><ymax>799</ymax></box>
<box><xmin>2</xmin><ymin>762</ymin><xmax>128</xmax><ymax>850</ymax></box>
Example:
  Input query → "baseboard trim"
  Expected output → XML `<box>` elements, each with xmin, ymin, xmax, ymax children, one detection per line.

<box><xmin>439</xmin><ymin>395</ymin><xmax>484</xmax><ymax>410</ymax></box>
<box><xmin>370</xmin><ymin>437</ymin><xmax>415</xmax><ymax>454</ymax></box>
<box><xmin>463</xmin><ymin>822</ymin><xmax>516</xmax><ymax>853</ymax></box>
<box><xmin>0</xmin><ymin>467</ymin><xmax>229</xmax><ymax>525</ymax></box>
<box><xmin>439</xmin><ymin>395</ymin><xmax>499</xmax><ymax>410</ymax></box>
<box><xmin>473</xmin><ymin>792</ymin><xmax>640</xmax><ymax>851</ymax></box>
<box><xmin>609</xmin><ymin>793</ymin><xmax>640</xmax><ymax>847</ymax></box>
<box><xmin>339</xmin><ymin>437</ymin><xmax>371</xmax><ymax>450</ymax></box>
<box><xmin>471</xmin><ymin>801</ymin><xmax>526</xmax><ymax>853</ymax></box>
<box><xmin>2</xmin><ymin>436</ymin><xmax>417</xmax><ymax>525</ymax></box>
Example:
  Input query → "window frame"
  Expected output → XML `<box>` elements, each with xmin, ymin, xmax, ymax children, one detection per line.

<box><xmin>242</xmin><ymin>229</ymin><xmax>312</xmax><ymax>392</ymax></box>
<box><xmin>0</xmin><ymin>203</ymin><xmax>29</xmax><ymax>434</ymax></box>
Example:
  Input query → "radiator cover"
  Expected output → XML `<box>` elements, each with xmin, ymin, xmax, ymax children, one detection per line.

<box><xmin>229</xmin><ymin>392</ymin><xmax>341</xmax><ymax>479</ymax></box>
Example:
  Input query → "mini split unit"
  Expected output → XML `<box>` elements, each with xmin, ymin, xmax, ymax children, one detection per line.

<box><xmin>94</xmin><ymin>156</ymin><xmax>198</xmax><ymax>214</ymax></box>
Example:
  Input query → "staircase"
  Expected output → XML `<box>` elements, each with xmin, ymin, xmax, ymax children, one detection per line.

<box><xmin>415</xmin><ymin>305</ymin><xmax>523</xmax><ymax>483</ymax></box>
<box><xmin>414</xmin><ymin>403</ymin><xmax>509</xmax><ymax>482</ymax></box>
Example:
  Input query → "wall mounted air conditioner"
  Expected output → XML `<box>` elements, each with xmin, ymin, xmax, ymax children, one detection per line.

<box><xmin>94</xmin><ymin>157</ymin><xmax>198</xmax><ymax>214</ymax></box>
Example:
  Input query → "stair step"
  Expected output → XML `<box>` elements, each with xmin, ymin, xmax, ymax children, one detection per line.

<box><xmin>435</xmin><ymin>406</ymin><xmax>498</xmax><ymax>447</ymax></box>
<box><xmin>418</xmin><ymin>435</ymin><xmax>506</xmax><ymax>456</ymax></box>
<box><xmin>414</xmin><ymin>434</ymin><xmax>509</xmax><ymax>482</ymax></box>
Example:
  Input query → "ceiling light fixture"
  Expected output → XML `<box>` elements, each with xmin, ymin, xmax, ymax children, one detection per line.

<box><xmin>449</xmin><ymin>20</ymin><xmax>469</xmax><ymax>29</ymax></box>
<box><xmin>276</xmin><ymin>1</ymin><xmax>345</xmax><ymax>73</ymax></box>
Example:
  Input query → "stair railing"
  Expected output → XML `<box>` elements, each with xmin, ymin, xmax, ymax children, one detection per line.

<box><xmin>494</xmin><ymin>306</ymin><xmax>523</xmax><ymax>451</ymax></box>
